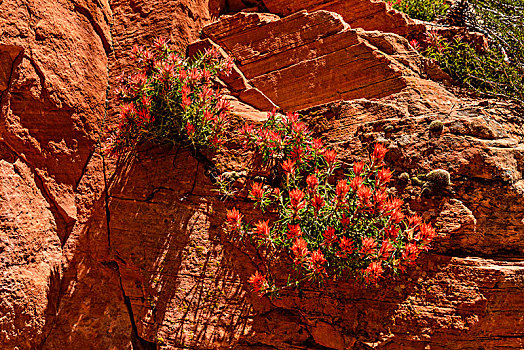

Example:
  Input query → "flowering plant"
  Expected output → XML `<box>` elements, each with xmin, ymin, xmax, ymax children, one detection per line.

<box><xmin>225</xmin><ymin>111</ymin><xmax>436</xmax><ymax>295</ymax></box>
<box><xmin>105</xmin><ymin>37</ymin><xmax>234</xmax><ymax>156</ymax></box>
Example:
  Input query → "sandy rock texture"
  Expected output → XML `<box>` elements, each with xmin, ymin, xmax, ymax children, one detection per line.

<box><xmin>0</xmin><ymin>0</ymin><xmax>523</xmax><ymax>349</ymax></box>
<box><xmin>0</xmin><ymin>0</ymin><xmax>111</xmax><ymax>347</ymax></box>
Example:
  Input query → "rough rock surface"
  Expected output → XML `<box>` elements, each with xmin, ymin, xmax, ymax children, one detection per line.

<box><xmin>260</xmin><ymin>0</ymin><xmax>426</xmax><ymax>37</ymax></box>
<box><xmin>0</xmin><ymin>0</ymin><xmax>111</xmax><ymax>347</ymax></box>
<box><xmin>1</xmin><ymin>0</ymin><xmax>523</xmax><ymax>349</ymax></box>
<box><xmin>202</xmin><ymin>11</ymin><xmax>451</xmax><ymax>111</ymax></box>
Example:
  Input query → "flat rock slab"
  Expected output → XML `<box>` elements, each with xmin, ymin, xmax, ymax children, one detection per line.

<box><xmin>203</xmin><ymin>11</ymin><xmax>425</xmax><ymax>111</ymax></box>
<box><xmin>261</xmin><ymin>0</ymin><xmax>426</xmax><ymax>37</ymax></box>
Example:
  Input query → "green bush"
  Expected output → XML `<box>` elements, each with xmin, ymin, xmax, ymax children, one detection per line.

<box><xmin>394</xmin><ymin>0</ymin><xmax>524</xmax><ymax>101</ymax></box>
<box><xmin>105</xmin><ymin>38</ymin><xmax>234</xmax><ymax>156</ymax></box>
<box><xmin>224</xmin><ymin>111</ymin><xmax>437</xmax><ymax>296</ymax></box>
<box><xmin>387</xmin><ymin>0</ymin><xmax>449</xmax><ymax>22</ymax></box>
<box><xmin>423</xmin><ymin>32</ymin><xmax>524</xmax><ymax>101</ymax></box>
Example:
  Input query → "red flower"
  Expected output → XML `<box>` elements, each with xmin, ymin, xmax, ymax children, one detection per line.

<box><xmin>324</xmin><ymin>149</ymin><xmax>337</xmax><ymax>170</ymax></box>
<box><xmin>353</xmin><ymin>161</ymin><xmax>365</xmax><ymax>175</ymax></box>
<box><xmin>389</xmin><ymin>209</ymin><xmax>404</xmax><ymax>224</ymax></box>
<box><xmin>336</xmin><ymin>180</ymin><xmax>350</xmax><ymax>202</ymax></box>
<box><xmin>249</xmin><ymin>182</ymin><xmax>264</xmax><ymax>202</ymax></box>
<box><xmin>290</xmin><ymin>146</ymin><xmax>304</xmax><ymax>162</ymax></box>
<box><xmin>311</xmin><ymin>195</ymin><xmax>325</xmax><ymax>214</ymax></box>
<box><xmin>282</xmin><ymin>159</ymin><xmax>296</xmax><ymax>176</ymax></box>
<box><xmin>311</xmin><ymin>138</ymin><xmax>324</xmax><ymax>152</ymax></box>
<box><xmin>287</xmin><ymin>224</ymin><xmax>303</xmax><ymax>239</ymax></box>
<box><xmin>120</xmin><ymin>103</ymin><xmax>136</xmax><ymax>121</ymax></box>
<box><xmin>291</xmin><ymin>237</ymin><xmax>310</xmax><ymax>263</ymax></box>
<box><xmin>137</xmin><ymin>108</ymin><xmax>152</xmax><ymax>125</ymax></box>
<box><xmin>178</xmin><ymin>68</ymin><xmax>187</xmax><ymax>81</ymax></box>
<box><xmin>186</xmin><ymin>122</ymin><xmax>195</xmax><ymax>137</ymax></box>
<box><xmin>376</xmin><ymin>168</ymin><xmax>393</xmax><ymax>186</ymax></box>
<box><xmin>372</xmin><ymin>144</ymin><xmax>388</xmax><ymax>163</ymax></box>
<box><xmin>340</xmin><ymin>214</ymin><xmax>351</xmax><ymax>229</ymax></box>
<box><xmin>362</xmin><ymin>261</ymin><xmax>384</xmax><ymax>284</ymax></box>
<box><xmin>201</xmin><ymin>68</ymin><xmax>211</xmax><ymax>81</ymax></box>
<box><xmin>357</xmin><ymin>185</ymin><xmax>373</xmax><ymax>207</ymax></box>
<box><xmin>284</xmin><ymin>112</ymin><xmax>299</xmax><ymax>125</ymax></box>
<box><xmin>216</xmin><ymin>98</ymin><xmax>231</xmax><ymax>112</ymax></box>
<box><xmin>153</xmin><ymin>36</ymin><xmax>168</xmax><ymax>51</ymax></box>
<box><xmin>360</xmin><ymin>236</ymin><xmax>378</xmax><ymax>256</ymax></box>
<box><xmin>142</xmin><ymin>49</ymin><xmax>154</xmax><ymax>62</ymax></box>
<box><xmin>308</xmin><ymin>249</ymin><xmax>327</xmax><ymax>275</ymax></box>
<box><xmin>199</xmin><ymin>86</ymin><xmax>213</xmax><ymax>102</ymax></box>
<box><xmin>408</xmin><ymin>215</ymin><xmax>423</xmax><ymax>228</ymax></box>
<box><xmin>239</xmin><ymin>123</ymin><xmax>255</xmax><ymax>143</ymax></box>
<box><xmin>268</xmin><ymin>130</ymin><xmax>283</xmax><ymax>150</ymax></box>
<box><xmin>416</xmin><ymin>223</ymin><xmax>436</xmax><ymax>243</ymax></box>
<box><xmin>211</xmin><ymin>134</ymin><xmax>224</xmax><ymax>147</ymax></box>
<box><xmin>205</xmin><ymin>46</ymin><xmax>220</xmax><ymax>59</ymax></box>
<box><xmin>384</xmin><ymin>225</ymin><xmax>399</xmax><ymax>240</ymax></box>
<box><xmin>182</xmin><ymin>95</ymin><xmax>191</xmax><ymax>108</ymax></box>
<box><xmin>189</xmin><ymin>68</ymin><xmax>202</xmax><ymax>81</ymax></box>
<box><xmin>378</xmin><ymin>240</ymin><xmax>395</xmax><ymax>260</ymax></box>
<box><xmin>181</xmin><ymin>85</ymin><xmax>191</xmax><ymax>109</ymax></box>
<box><xmin>202</xmin><ymin>110</ymin><xmax>216</xmax><ymax>124</ymax></box>
<box><xmin>289</xmin><ymin>188</ymin><xmax>305</xmax><ymax>212</ymax></box>
<box><xmin>254</xmin><ymin>220</ymin><xmax>270</xmax><ymax>239</ymax></box>
<box><xmin>141</xmin><ymin>95</ymin><xmax>152</xmax><ymax>107</ymax></box>
<box><xmin>401</xmin><ymin>243</ymin><xmax>420</xmax><ymax>265</ymax></box>
<box><xmin>373</xmin><ymin>189</ymin><xmax>388</xmax><ymax>211</ymax></box>
<box><xmin>292</xmin><ymin>121</ymin><xmax>309</xmax><ymax>136</ymax></box>
<box><xmin>248</xmin><ymin>271</ymin><xmax>267</xmax><ymax>293</ymax></box>
<box><xmin>409</xmin><ymin>38</ymin><xmax>421</xmax><ymax>51</ymax></box>
<box><xmin>169</xmin><ymin>52</ymin><xmax>182</xmax><ymax>65</ymax></box>
<box><xmin>226</xmin><ymin>208</ymin><xmax>243</xmax><ymax>232</ymax></box>
<box><xmin>383</xmin><ymin>198</ymin><xmax>403</xmax><ymax>213</ymax></box>
<box><xmin>306</xmin><ymin>174</ymin><xmax>319</xmax><ymax>194</ymax></box>
<box><xmin>337</xmin><ymin>237</ymin><xmax>356</xmax><ymax>258</ymax></box>
<box><xmin>350</xmin><ymin>176</ymin><xmax>364</xmax><ymax>192</ymax></box>
<box><xmin>131</xmin><ymin>44</ymin><xmax>140</xmax><ymax>56</ymax></box>
<box><xmin>322</xmin><ymin>227</ymin><xmax>338</xmax><ymax>247</ymax></box>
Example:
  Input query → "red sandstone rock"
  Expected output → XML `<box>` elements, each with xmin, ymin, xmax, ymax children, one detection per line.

<box><xmin>260</xmin><ymin>0</ymin><xmax>426</xmax><ymax>37</ymax></box>
<box><xmin>0</xmin><ymin>152</ymin><xmax>62</xmax><ymax>349</ymax></box>
<box><xmin>0</xmin><ymin>0</ymin><xmax>523</xmax><ymax>349</ymax></box>
<box><xmin>202</xmin><ymin>11</ymin><xmax>450</xmax><ymax>111</ymax></box>
<box><xmin>301</xmin><ymin>97</ymin><xmax>524</xmax><ymax>256</ymax></box>
<box><xmin>0</xmin><ymin>0</ymin><xmax>111</xmax><ymax>347</ymax></box>
<box><xmin>187</xmin><ymin>38</ymin><xmax>278</xmax><ymax>111</ymax></box>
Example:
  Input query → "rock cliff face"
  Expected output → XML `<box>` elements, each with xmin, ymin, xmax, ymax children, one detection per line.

<box><xmin>0</xmin><ymin>0</ymin><xmax>523</xmax><ymax>349</ymax></box>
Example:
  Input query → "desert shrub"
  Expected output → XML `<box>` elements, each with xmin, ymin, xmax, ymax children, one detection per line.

<box><xmin>387</xmin><ymin>0</ymin><xmax>449</xmax><ymax>22</ymax></box>
<box><xmin>394</xmin><ymin>0</ymin><xmax>524</xmax><ymax>101</ymax></box>
<box><xmin>467</xmin><ymin>0</ymin><xmax>524</xmax><ymax>72</ymax></box>
<box><xmin>421</xmin><ymin>32</ymin><xmax>524</xmax><ymax>101</ymax></box>
<box><xmin>105</xmin><ymin>37</ymin><xmax>234</xmax><ymax>156</ymax></box>
<box><xmin>224</xmin><ymin>111</ymin><xmax>436</xmax><ymax>296</ymax></box>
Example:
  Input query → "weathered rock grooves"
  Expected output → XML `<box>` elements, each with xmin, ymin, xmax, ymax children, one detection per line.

<box><xmin>0</xmin><ymin>0</ymin><xmax>523</xmax><ymax>349</ymax></box>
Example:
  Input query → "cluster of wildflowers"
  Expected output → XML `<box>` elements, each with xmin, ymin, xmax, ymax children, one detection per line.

<box><xmin>226</xmin><ymin>111</ymin><xmax>436</xmax><ymax>295</ymax></box>
<box><xmin>105</xmin><ymin>37</ymin><xmax>234</xmax><ymax>156</ymax></box>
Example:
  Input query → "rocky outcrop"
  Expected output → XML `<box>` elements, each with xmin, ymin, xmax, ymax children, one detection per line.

<box><xmin>302</xmin><ymin>98</ymin><xmax>524</xmax><ymax>256</ymax></box>
<box><xmin>202</xmin><ymin>11</ymin><xmax>446</xmax><ymax>111</ymax></box>
<box><xmin>260</xmin><ymin>0</ymin><xmax>426</xmax><ymax>37</ymax></box>
<box><xmin>1</xmin><ymin>0</ymin><xmax>523</xmax><ymax>349</ymax></box>
<box><xmin>0</xmin><ymin>0</ymin><xmax>112</xmax><ymax>347</ymax></box>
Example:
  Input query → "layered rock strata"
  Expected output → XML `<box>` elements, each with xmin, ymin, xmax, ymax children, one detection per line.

<box><xmin>0</xmin><ymin>0</ymin><xmax>523</xmax><ymax>349</ymax></box>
